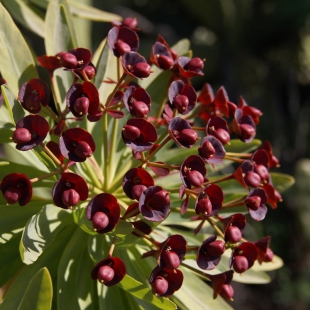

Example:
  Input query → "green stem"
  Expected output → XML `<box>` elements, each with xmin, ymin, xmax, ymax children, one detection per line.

<box><xmin>144</xmin><ymin>135</ymin><xmax>171</xmax><ymax>162</ymax></box>
<box><xmin>105</xmin><ymin>72</ymin><xmax>127</xmax><ymax>107</ymax></box>
<box><xmin>102</xmin><ymin>112</ymin><xmax>109</xmax><ymax>191</ymax></box>
<box><xmin>83</xmin><ymin>159</ymin><xmax>103</xmax><ymax>190</ymax></box>
<box><xmin>147</xmin><ymin>161</ymin><xmax>179</xmax><ymax>170</ymax></box>
<box><xmin>203</xmin><ymin>174</ymin><xmax>234</xmax><ymax>186</ymax></box>
<box><xmin>40</xmin><ymin>142</ymin><xmax>63</xmax><ymax>167</ymax></box>
<box><xmin>30</xmin><ymin>169</ymin><xmax>62</xmax><ymax>183</ymax></box>
<box><xmin>225</xmin><ymin>152</ymin><xmax>252</xmax><ymax>158</ymax></box>
<box><xmin>50</xmin><ymin>74</ymin><xmax>63</xmax><ymax>117</ymax></box>
<box><xmin>108</xmin><ymin>236</ymin><xmax>118</xmax><ymax>257</ymax></box>
<box><xmin>224</xmin><ymin>155</ymin><xmax>244</xmax><ymax>163</ymax></box>
<box><xmin>206</xmin><ymin>217</ymin><xmax>225</xmax><ymax>239</ymax></box>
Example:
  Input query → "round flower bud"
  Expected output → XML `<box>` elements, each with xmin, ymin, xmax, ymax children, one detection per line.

<box><xmin>178</xmin><ymin>129</ymin><xmax>198</xmax><ymax>146</ymax></box>
<box><xmin>74</xmin><ymin>97</ymin><xmax>90</xmax><ymax>115</ymax></box>
<box><xmin>207</xmin><ymin>240</ymin><xmax>225</xmax><ymax>257</ymax></box>
<box><xmin>60</xmin><ymin>52</ymin><xmax>78</xmax><ymax>69</ymax></box>
<box><xmin>233</xmin><ymin>255</ymin><xmax>249</xmax><ymax>274</ymax></box>
<box><xmin>161</xmin><ymin>251</ymin><xmax>180</xmax><ymax>270</ymax></box>
<box><xmin>185</xmin><ymin>57</ymin><xmax>204</xmax><ymax>72</ymax></box>
<box><xmin>122</xmin><ymin>125</ymin><xmax>141</xmax><ymax>141</ymax></box>
<box><xmin>152</xmin><ymin>276</ymin><xmax>169</xmax><ymax>296</ymax></box>
<box><xmin>133</xmin><ymin>62</ymin><xmax>151</xmax><ymax>78</ymax></box>
<box><xmin>225</xmin><ymin>226</ymin><xmax>242</xmax><ymax>243</ymax></box>
<box><xmin>13</xmin><ymin>128</ymin><xmax>32</xmax><ymax>144</ymax></box>
<box><xmin>74</xmin><ymin>141</ymin><xmax>93</xmax><ymax>159</ymax></box>
<box><xmin>98</xmin><ymin>265</ymin><xmax>115</xmax><ymax>284</ymax></box>
<box><xmin>92</xmin><ymin>212</ymin><xmax>109</xmax><ymax>231</ymax></box>
<box><xmin>62</xmin><ymin>188</ymin><xmax>80</xmax><ymax>208</ymax></box>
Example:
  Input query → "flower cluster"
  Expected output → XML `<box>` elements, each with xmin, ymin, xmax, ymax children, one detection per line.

<box><xmin>0</xmin><ymin>15</ymin><xmax>287</xmax><ymax>306</ymax></box>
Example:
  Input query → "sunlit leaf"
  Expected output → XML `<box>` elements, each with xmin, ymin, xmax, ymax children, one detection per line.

<box><xmin>18</xmin><ymin>267</ymin><xmax>53</xmax><ymax>310</ymax></box>
<box><xmin>0</xmin><ymin>4</ymin><xmax>38</xmax><ymax>96</ymax></box>
<box><xmin>20</xmin><ymin>205</ymin><xmax>72</xmax><ymax>264</ymax></box>
<box><xmin>93</xmin><ymin>39</ymin><xmax>110</xmax><ymax>89</ymax></box>
<box><xmin>270</xmin><ymin>172</ymin><xmax>295</xmax><ymax>193</ymax></box>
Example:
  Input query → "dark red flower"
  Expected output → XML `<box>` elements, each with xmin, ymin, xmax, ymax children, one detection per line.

<box><xmin>46</xmin><ymin>141</ymin><xmax>64</xmax><ymax>163</ymax></box>
<box><xmin>139</xmin><ymin>186</ymin><xmax>170</xmax><ymax>222</ymax></box>
<box><xmin>197</xmin><ymin>235</ymin><xmax>225</xmax><ymax>270</ymax></box>
<box><xmin>180</xmin><ymin>155</ymin><xmax>207</xmax><ymax>189</ymax></box>
<box><xmin>37</xmin><ymin>54</ymin><xmax>62</xmax><ymax>75</ymax></box>
<box><xmin>66</xmin><ymin>81</ymin><xmax>99</xmax><ymax>118</ymax></box>
<box><xmin>238</xmin><ymin>97</ymin><xmax>262</xmax><ymax>125</ymax></box>
<box><xmin>150</xmin><ymin>266</ymin><xmax>183</xmax><ymax>297</ymax></box>
<box><xmin>232</xmin><ymin>109</ymin><xmax>256</xmax><ymax>143</ymax></box>
<box><xmin>0</xmin><ymin>173</ymin><xmax>32</xmax><ymax>206</ymax></box>
<box><xmin>13</xmin><ymin>115</ymin><xmax>49</xmax><ymax>151</ymax></box>
<box><xmin>222</xmin><ymin>213</ymin><xmax>246</xmax><ymax>243</ymax></box>
<box><xmin>108</xmin><ymin>26</ymin><xmax>139</xmax><ymax>57</ymax></box>
<box><xmin>112</xmin><ymin>17</ymin><xmax>138</xmax><ymax>30</ymax></box>
<box><xmin>18</xmin><ymin>78</ymin><xmax>50</xmax><ymax>113</ymax></box>
<box><xmin>233</xmin><ymin>160</ymin><xmax>261</xmax><ymax>189</ymax></box>
<box><xmin>122</xmin><ymin>52</ymin><xmax>151</xmax><ymax>79</ymax></box>
<box><xmin>150</xmin><ymin>41</ymin><xmax>174</xmax><ymax>70</ymax></box>
<box><xmin>195</xmin><ymin>184</ymin><xmax>224</xmax><ymax>216</ymax></box>
<box><xmin>245</xmin><ymin>187</ymin><xmax>268</xmax><ymax>221</ymax></box>
<box><xmin>59</xmin><ymin>48</ymin><xmax>92</xmax><ymax>70</ymax></box>
<box><xmin>52</xmin><ymin>172</ymin><xmax>88</xmax><ymax>209</ymax></box>
<box><xmin>206</xmin><ymin>116</ymin><xmax>230</xmax><ymax>145</ymax></box>
<box><xmin>177</xmin><ymin>56</ymin><xmax>204</xmax><ymax>79</ymax></box>
<box><xmin>59</xmin><ymin>127</ymin><xmax>95</xmax><ymax>162</ymax></box>
<box><xmin>254</xmin><ymin>236</ymin><xmax>274</xmax><ymax>264</ymax></box>
<box><xmin>198</xmin><ymin>135</ymin><xmax>226</xmax><ymax>164</ymax></box>
<box><xmin>123</xmin><ymin>86</ymin><xmax>151</xmax><ymax>118</ymax></box>
<box><xmin>122</xmin><ymin>118</ymin><xmax>157</xmax><ymax>152</ymax></box>
<box><xmin>168</xmin><ymin>80</ymin><xmax>197</xmax><ymax>114</ymax></box>
<box><xmin>168</xmin><ymin>117</ymin><xmax>198</xmax><ymax>148</ymax></box>
<box><xmin>122</xmin><ymin>167</ymin><xmax>154</xmax><ymax>200</ymax></box>
<box><xmin>259</xmin><ymin>141</ymin><xmax>280</xmax><ymax>169</ymax></box>
<box><xmin>208</xmin><ymin>270</ymin><xmax>234</xmax><ymax>300</ymax></box>
<box><xmin>158</xmin><ymin>235</ymin><xmax>187</xmax><ymax>270</ymax></box>
<box><xmin>91</xmin><ymin>256</ymin><xmax>126</xmax><ymax>286</ymax></box>
<box><xmin>86</xmin><ymin>193</ymin><xmax>120</xmax><ymax>234</ymax></box>
<box><xmin>231</xmin><ymin>242</ymin><xmax>258</xmax><ymax>274</ymax></box>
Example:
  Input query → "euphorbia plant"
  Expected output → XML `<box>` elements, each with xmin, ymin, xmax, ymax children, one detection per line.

<box><xmin>0</xmin><ymin>1</ymin><xmax>294</xmax><ymax>310</ymax></box>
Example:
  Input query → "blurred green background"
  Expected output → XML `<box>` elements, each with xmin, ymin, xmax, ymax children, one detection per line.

<box><xmin>8</xmin><ymin>0</ymin><xmax>310</xmax><ymax>309</ymax></box>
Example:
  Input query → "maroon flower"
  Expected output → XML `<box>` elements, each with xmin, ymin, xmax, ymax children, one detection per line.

<box><xmin>258</xmin><ymin>141</ymin><xmax>279</xmax><ymax>169</ymax></box>
<box><xmin>209</xmin><ymin>270</ymin><xmax>234</xmax><ymax>300</ymax></box>
<box><xmin>158</xmin><ymin>234</ymin><xmax>187</xmax><ymax>270</ymax></box>
<box><xmin>168</xmin><ymin>117</ymin><xmax>198</xmax><ymax>148</ymax></box>
<box><xmin>122</xmin><ymin>118</ymin><xmax>157</xmax><ymax>152</ymax></box>
<box><xmin>195</xmin><ymin>184</ymin><xmax>224</xmax><ymax>216</ymax></box>
<box><xmin>180</xmin><ymin>155</ymin><xmax>207</xmax><ymax>189</ymax></box>
<box><xmin>238</xmin><ymin>97</ymin><xmax>262</xmax><ymax>125</ymax></box>
<box><xmin>232</xmin><ymin>108</ymin><xmax>256</xmax><ymax>143</ymax></box>
<box><xmin>108</xmin><ymin>26</ymin><xmax>139</xmax><ymax>57</ymax></box>
<box><xmin>177</xmin><ymin>56</ymin><xmax>204</xmax><ymax>79</ymax></box>
<box><xmin>123</xmin><ymin>86</ymin><xmax>151</xmax><ymax>118</ymax></box>
<box><xmin>0</xmin><ymin>173</ymin><xmax>32</xmax><ymax>206</ymax></box>
<box><xmin>46</xmin><ymin>141</ymin><xmax>64</xmax><ymax>163</ymax></box>
<box><xmin>231</xmin><ymin>242</ymin><xmax>258</xmax><ymax>274</ymax></box>
<box><xmin>254</xmin><ymin>236</ymin><xmax>274</xmax><ymax>264</ymax></box>
<box><xmin>86</xmin><ymin>193</ymin><xmax>120</xmax><ymax>234</ymax></box>
<box><xmin>66</xmin><ymin>81</ymin><xmax>99</xmax><ymax>118</ymax></box>
<box><xmin>198</xmin><ymin>135</ymin><xmax>226</xmax><ymax>164</ymax></box>
<box><xmin>37</xmin><ymin>54</ymin><xmax>62</xmax><ymax>75</ymax></box>
<box><xmin>168</xmin><ymin>80</ymin><xmax>197</xmax><ymax>114</ymax></box>
<box><xmin>52</xmin><ymin>172</ymin><xmax>88</xmax><ymax>209</ymax></box>
<box><xmin>91</xmin><ymin>256</ymin><xmax>126</xmax><ymax>286</ymax></box>
<box><xmin>245</xmin><ymin>187</ymin><xmax>268</xmax><ymax>221</ymax></box>
<box><xmin>59</xmin><ymin>128</ymin><xmax>95</xmax><ymax>162</ymax></box>
<box><xmin>206</xmin><ymin>116</ymin><xmax>230</xmax><ymax>145</ymax></box>
<box><xmin>150</xmin><ymin>266</ymin><xmax>183</xmax><ymax>297</ymax></box>
<box><xmin>18</xmin><ymin>78</ymin><xmax>50</xmax><ymax>113</ymax></box>
<box><xmin>112</xmin><ymin>17</ymin><xmax>138</xmax><ymax>30</ymax></box>
<box><xmin>150</xmin><ymin>41</ymin><xmax>174</xmax><ymax>70</ymax></box>
<box><xmin>139</xmin><ymin>186</ymin><xmax>170</xmax><ymax>222</ymax></box>
<box><xmin>122</xmin><ymin>52</ymin><xmax>151</xmax><ymax>79</ymax></box>
<box><xmin>59</xmin><ymin>48</ymin><xmax>92</xmax><ymax>70</ymax></box>
<box><xmin>122</xmin><ymin>168</ymin><xmax>154</xmax><ymax>200</ymax></box>
<box><xmin>197</xmin><ymin>235</ymin><xmax>225</xmax><ymax>270</ymax></box>
<box><xmin>222</xmin><ymin>213</ymin><xmax>246</xmax><ymax>244</ymax></box>
<box><xmin>233</xmin><ymin>160</ymin><xmax>261</xmax><ymax>189</ymax></box>
<box><xmin>13</xmin><ymin>115</ymin><xmax>49</xmax><ymax>151</ymax></box>
<box><xmin>251</xmin><ymin>150</ymin><xmax>270</xmax><ymax>183</ymax></box>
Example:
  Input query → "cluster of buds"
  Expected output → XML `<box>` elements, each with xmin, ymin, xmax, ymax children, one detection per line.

<box><xmin>1</xmin><ymin>16</ymin><xmax>284</xmax><ymax>304</ymax></box>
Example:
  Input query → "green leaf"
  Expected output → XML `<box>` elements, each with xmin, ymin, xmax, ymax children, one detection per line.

<box><xmin>18</xmin><ymin>267</ymin><xmax>53</xmax><ymax>310</ymax></box>
<box><xmin>224</xmin><ymin>139</ymin><xmax>261</xmax><ymax>153</ymax></box>
<box><xmin>0</xmin><ymin>223</ymin><xmax>76</xmax><ymax>310</ymax></box>
<box><xmin>0</xmin><ymin>202</ymin><xmax>43</xmax><ymax>244</ymax></box>
<box><xmin>251</xmin><ymin>254</ymin><xmax>283</xmax><ymax>272</ymax></box>
<box><xmin>270</xmin><ymin>172</ymin><xmax>295</xmax><ymax>193</ymax></box>
<box><xmin>0</xmin><ymin>161</ymin><xmax>9</xmax><ymax>166</ymax></box>
<box><xmin>93</xmin><ymin>39</ymin><xmax>110</xmax><ymax>89</ymax></box>
<box><xmin>57</xmin><ymin>228</ymin><xmax>97</xmax><ymax>310</ymax></box>
<box><xmin>118</xmin><ymin>274</ymin><xmax>177</xmax><ymax>310</ymax></box>
<box><xmin>45</xmin><ymin>0</ymin><xmax>77</xmax><ymax>55</ymax></box>
<box><xmin>2</xmin><ymin>0</ymin><xmax>45</xmax><ymax>38</ymax></box>
<box><xmin>173</xmin><ymin>267</ymin><xmax>233</xmax><ymax>310</ymax></box>
<box><xmin>1</xmin><ymin>84</ymin><xmax>25</xmax><ymax>125</ymax></box>
<box><xmin>68</xmin><ymin>1</ymin><xmax>122</xmax><ymax>22</ymax></box>
<box><xmin>0</xmin><ymin>121</ymin><xmax>14</xmax><ymax>143</ymax></box>
<box><xmin>0</xmin><ymin>3</ymin><xmax>38</xmax><ymax>96</ymax></box>
<box><xmin>20</xmin><ymin>205</ymin><xmax>73</xmax><ymax>264</ymax></box>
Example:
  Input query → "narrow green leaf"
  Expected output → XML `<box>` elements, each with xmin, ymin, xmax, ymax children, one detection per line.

<box><xmin>118</xmin><ymin>274</ymin><xmax>177</xmax><ymax>310</ymax></box>
<box><xmin>2</xmin><ymin>0</ymin><xmax>45</xmax><ymax>38</ymax></box>
<box><xmin>45</xmin><ymin>0</ymin><xmax>76</xmax><ymax>55</ymax></box>
<box><xmin>93</xmin><ymin>39</ymin><xmax>110</xmax><ymax>89</ymax></box>
<box><xmin>20</xmin><ymin>205</ymin><xmax>72</xmax><ymax>264</ymax></box>
<box><xmin>2</xmin><ymin>84</ymin><xmax>25</xmax><ymax>125</ymax></box>
<box><xmin>0</xmin><ymin>223</ymin><xmax>76</xmax><ymax>310</ymax></box>
<box><xmin>251</xmin><ymin>255</ymin><xmax>283</xmax><ymax>272</ymax></box>
<box><xmin>18</xmin><ymin>267</ymin><xmax>53</xmax><ymax>310</ymax></box>
<box><xmin>0</xmin><ymin>161</ymin><xmax>9</xmax><ymax>166</ymax></box>
<box><xmin>0</xmin><ymin>3</ymin><xmax>38</xmax><ymax>96</ymax></box>
<box><xmin>57</xmin><ymin>228</ymin><xmax>97</xmax><ymax>310</ymax></box>
<box><xmin>224</xmin><ymin>139</ymin><xmax>261</xmax><ymax>153</ymax></box>
<box><xmin>68</xmin><ymin>1</ymin><xmax>122</xmax><ymax>22</ymax></box>
<box><xmin>270</xmin><ymin>172</ymin><xmax>295</xmax><ymax>193</ymax></box>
